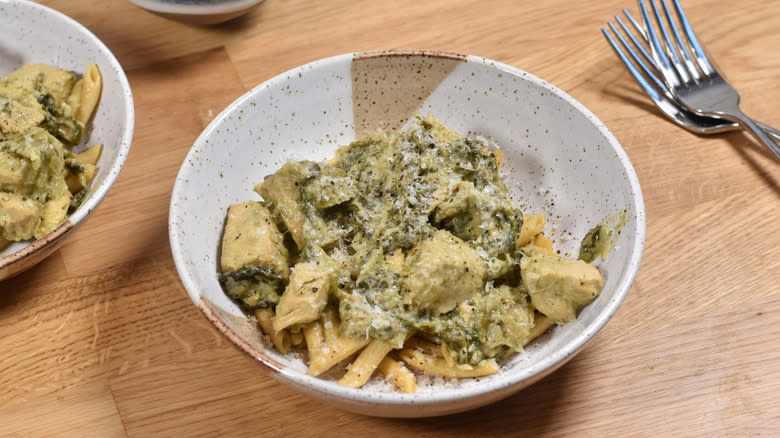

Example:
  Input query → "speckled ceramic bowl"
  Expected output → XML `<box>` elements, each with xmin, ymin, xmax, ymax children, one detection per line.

<box><xmin>0</xmin><ymin>0</ymin><xmax>134</xmax><ymax>281</ymax></box>
<box><xmin>169</xmin><ymin>50</ymin><xmax>645</xmax><ymax>417</ymax></box>
<box><xmin>127</xmin><ymin>0</ymin><xmax>264</xmax><ymax>25</ymax></box>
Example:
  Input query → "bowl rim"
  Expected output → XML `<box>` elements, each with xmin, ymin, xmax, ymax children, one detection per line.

<box><xmin>0</xmin><ymin>0</ymin><xmax>135</xmax><ymax>272</ymax></box>
<box><xmin>169</xmin><ymin>49</ymin><xmax>645</xmax><ymax>409</ymax></box>
<box><xmin>127</xmin><ymin>0</ymin><xmax>264</xmax><ymax>15</ymax></box>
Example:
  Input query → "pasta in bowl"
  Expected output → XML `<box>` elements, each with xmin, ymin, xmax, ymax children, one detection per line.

<box><xmin>0</xmin><ymin>63</ymin><xmax>103</xmax><ymax>250</ymax></box>
<box><xmin>170</xmin><ymin>50</ymin><xmax>645</xmax><ymax>417</ymax></box>
<box><xmin>0</xmin><ymin>0</ymin><xmax>134</xmax><ymax>281</ymax></box>
<box><xmin>218</xmin><ymin>115</ymin><xmax>606</xmax><ymax>392</ymax></box>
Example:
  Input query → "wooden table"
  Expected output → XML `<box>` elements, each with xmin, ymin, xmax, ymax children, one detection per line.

<box><xmin>3</xmin><ymin>0</ymin><xmax>779</xmax><ymax>436</ymax></box>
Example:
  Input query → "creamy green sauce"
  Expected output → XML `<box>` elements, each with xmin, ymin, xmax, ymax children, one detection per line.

<box><xmin>579</xmin><ymin>210</ymin><xmax>629</xmax><ymax>263</ymax></box>
<box><xmin>220</xmin><ymin>115</ymin><xmax>604</xmax><ymax>367</ymax></box>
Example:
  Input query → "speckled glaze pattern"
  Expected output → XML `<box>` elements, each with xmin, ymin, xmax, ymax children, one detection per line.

<box><xmin>0</xmin><ymin>0</ymin><xmax>134</xmax><ymax>281</ymax></box>
<box><xmin>169</xmin><ymin>50</ymin><xmax>646</xmax><ymax>417</ymax></box>
<box><xmin>128</xmin><ymin>0</ymin><xmax>264</xmax><ymax>24</ymax></box>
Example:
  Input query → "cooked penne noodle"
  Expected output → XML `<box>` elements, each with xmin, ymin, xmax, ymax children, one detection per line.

<box><xmin>399</xmin><ymin>347</ymin><xmax>498</xmax><ymax>378</ymax></box>
<box><xmin>76</xmin><ymin>143</ymin><xmax>103</xmax><ymax>166</ymax></box>
<box><xmin>81</xmin><ymin>164</ymin><xmax>97</xmax><ymax>186</ymax></box>
<box><xmin>290</xmin><ymin>330</ymin><xmax>305</xmax><ymax>347</ymax></box>
<box><xmin>493</xmin><ymin>148</ymin><xmax>503</xmax><ymax>167</ymax></box>
<box><xmin>65</xmin><ymin>171</ymin><xmax>82</xmax><ymax>194</ymax></box>
<box><xmin>440</xmin><ymin>342</ymin><xmax>456</xmax><ymax>369</ymax></box>
<box><xmin>302</xmin><ymin>319</ymin><xmax>325</xmax><ymax>361</ymax></box>
<box><xmin>338</xmin><ymin>354</ymin><xmax>357</xmax><ymax>369</ymax></box>
<box><xmin>377</xmin><ymin>357</ymin><xmax>416</xmax><ymax>393</ymax></box>
<box><xmin>75</xmin><ymin>63</ymin><xmax>102</xmax><ymax>124</ymax></box>
<box><xmin>517</xmin><ymin>213</ymin><xmax>546</xmax><ymax>247</ymax></box>
<box><xmin>533</xmin><ymin>234</ymin><xmax>555</xmax><ymax>253</ymax></box>
<box><xmin>255</xmin><ymin>308</ymin><xmax>291</xmax><ymax>354</ymax></box>
<box><xmin>308</xmin><ymin>335</ymin><xmax>370</xmax><ymax>377</ymax></box>
<box><xmin>63</xmin><ymin>142</ymin><xmax>103</xmax><ymax>193</ymax></box>
<box><xmin>320</xmin><ymin>306</ymin><xmax>340</xmax><ymax>341</ymax></box>
<box><xmin>398</xmin><ymin>338</ymin><xmax>499</xmax><ymax>378</ymax></box>
<box><xmin>338</xmin><ymin>339</ymin><xmax>395</xmax><ymax>388</ymax></box>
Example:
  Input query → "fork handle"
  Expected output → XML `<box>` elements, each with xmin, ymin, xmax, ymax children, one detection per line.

<box><xmin>732</xmin><ymin>112</ymin><xmax>780</xmax><ymax>159</ymax></box>
<box><xmin>755</xmin><ymin>120</ymin><xmax>780</xmax><ymax>143</ymax></box>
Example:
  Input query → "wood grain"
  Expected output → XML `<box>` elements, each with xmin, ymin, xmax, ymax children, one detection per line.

<box><xmin>2</xmin><ymin>0</ymin><xmax>779</xmax><ymax>436</ymax></box>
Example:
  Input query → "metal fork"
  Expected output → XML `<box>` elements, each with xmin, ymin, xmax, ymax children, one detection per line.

<box><xmin>602</xmin><ymin>7</ymin><xmax>780</xmax><ymax>148</ymax></box>
<box><xmin>640</xmin><ymin>0</ymin><xmax>780</xmax><ymax>157</ymax></box>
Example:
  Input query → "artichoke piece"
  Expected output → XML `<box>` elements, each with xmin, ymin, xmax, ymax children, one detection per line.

<box><xmin>403</xmin><ymin>230</ymin><xmax>487</xmax><ymax>314</ymax></box>
<box><xmin>0</xmin><ymin>192</ymin><xmax>42</xmax><ymax>241</ymax></box>
<box><xmin>218</xmin><ymin>201</ymin><xmax>290</xmax><ymax>308</ymax></box>
<box><xmin>520</xmin><ymin>247</ymin><xmax>604</xmax><ymax>324</ymax></box>
<box><xmin>254</xmin><ymin>161</ymin><xmax>311</xmax><ymax>249</ymax></box>
<box><xmin>272</xmin><ymin>262</ymin><xmax>331</xmax><ymax>332</ymax></box>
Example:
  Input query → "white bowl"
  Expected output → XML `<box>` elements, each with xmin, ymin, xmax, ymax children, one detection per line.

<box><xmin>0</xmin><ymin>0</ymin><xmax>134</xmax><ymax>281</ymax></box>
<box><xmin>127</xmin><ymin>0</ymin><xmax>265</xmax><ymax>25</ymax></box>
<box><xmin>169</xmin><ymin>50</ymin><xmax>645</xmax><ymax>417</ymax></box>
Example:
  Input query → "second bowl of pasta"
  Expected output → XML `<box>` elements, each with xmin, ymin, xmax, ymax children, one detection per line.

<box><xmin>0</xmin><ymin>0</ymin><xmax>134</xmax><ymax>281</ymax></box>
<box><xmin>169</xmin><ymin>50</ymin><xmax>645</xmax><ymax>417</ymax></box>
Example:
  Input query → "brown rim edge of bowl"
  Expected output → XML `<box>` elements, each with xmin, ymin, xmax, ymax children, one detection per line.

<box><xmin>0</xmin><ymin>219</ymin><xmax>74</xmax><ymax>281</ymax></box>
<box><xmin>198</xmin><ymin>295</ymin><xmax>287</xmax><ymax>374</ymax></box>
<box><xmin>353</xmin><ymin>49</ymin><xmax>468</xmax><ymax>62</ymax></box>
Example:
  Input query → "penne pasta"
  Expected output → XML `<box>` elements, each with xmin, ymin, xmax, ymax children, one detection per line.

<box><xmin>338</xmin><ymin>339</ymin><xmax>395</xmax><ymax>388</ymax></box>
<box><xmin>64</xmin><ymin>162</ymin><xmax>97</xmax><ymax>194</ymax></box>
<box><xmin>305</xmin><ymin>305</ymin><xmax>370</xmax><ymax>377</ymax></box>
<box><xmin>532</xmin><ymin>233</ymin><xmax>555</xmax><ymax>254</ymax></box>
<box><xmin>398</xmin><ymin>338</ymin><xmax>498</xmax><ymax>378</ymax></box>
<box><xmin>308</xmin><ymin>334</ymin><xmax>370</xmax><ymax>377</ymax></box>
<box><xmin>493</xmin><ymin>148</ymin><xmax>503</xmax><ymax>167</ymax></box>
<box><xmin>302</xmin><ymin>319</ymin><xmax>325</xmax><ymax>361</ymax></box>
<box><xmin>255</xmin><ymin>308</ymin><xmax>291</xmax><ymax>354</ymax></box>
<box><xmin>64</xmin><ymin>142</ymin><xmax>103</xmax><ymax>194</ymax></box>
<box><xmin>64</xmin><ymin>170</ymin><xmax>82</xmax><ymax>194</ymax></box>
<box><xmin>517</xmin><ymin>213</ymin><xmax>546</xmax><ymax>247</ymax></box>
<box><xmin>75</xmin><ymin>63</ymin><xmax>102</xmax><ymax>125</ymax></box>
<box><xmin>320</xmin><ymin>306</ymin><xmax>340</xmax><ymax>341</ymax></box>
<box><xmin>440</xmin><ymin>342</ymin><xmax>456</xmax><ymax>369</ymax></box>
<box><xmin>289</xmin><ymin>330</ymin><xmax>305</xmax><ymax>347</ymax></box>
<box><xmin>76</xmin><ymin>143</ymin><xmax>103</xmax><ymax>166</ymax></box>
<box><xmin>377</xmin><ymin>357</ymin><xmax>416</xmax><ymax>393</ymax></box>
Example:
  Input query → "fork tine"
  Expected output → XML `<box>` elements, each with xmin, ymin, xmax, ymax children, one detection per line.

<box><xmin>616</xmin><ymin>14</ymin><xmax>660</xmax><ymax>81</ymax></box>
<box><xmin>602</xmin><ymin>23</ymin><xmax>721</xmax><ymax>132</ymax></box>
<box><xmin>638</xmin><ymin>0</ymin><xmax>680</xmax><ymax>88</ymax></box>
<box><xmin>602</xmin><ymin>22</ymin><xmax>666</xmax><ymax>104</ymax></box>
<box><xmin>671</xmin><ymin>0</ymin><xmax>716</xmax><ymax>77</ymax></box>
<box><xmin>659</xmin><ymin>0</ymin><xmax>701</xmax><ymax>83</ymax></box>
<box><xmin>648</xmin><ymin>0</ymin><xmax>691</xmax><ymax>85</ymax></box>
<box><xmin>623</xmin><ymin>8</ymin><xmax>652</xmax><ymax>41</ymax></box>
<box><xmin>623</xmin><ymin>9</ymin><xmax>648</xmax><ymax>43</ymax></box>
